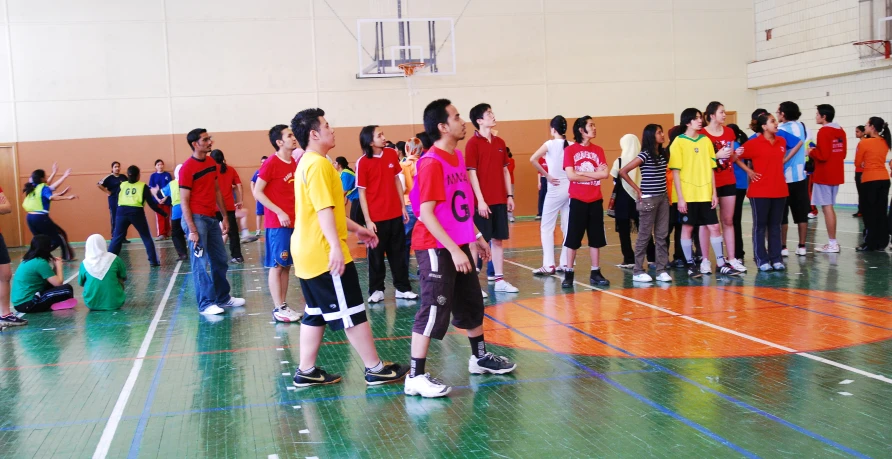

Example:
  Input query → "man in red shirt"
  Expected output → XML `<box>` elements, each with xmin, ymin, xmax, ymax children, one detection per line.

<box><xmin>210</xmin><ymin>149</ymin><xmax>244</xmax><ymax>264</ymax></box>
<box><xmin>253</xmin><ymin>124</ymin><xmax>301</xmax><ymax>323</ymax></box>
<box><xmin>809</xmin><ymin>104</ymin><xmax>847</xmax><ymax>253</ymax></box>
<box><xmin>356</xmin><ymin>125</ymin><xmax>417</xmax><ymax>303</ymax></box>
<box><xmin>180</xmin><ymin>129</ymin><xmax>246</xmax><ymax>316</ymax></box>
<box><xmin>466</xmin><ymin>103</ymin><xmax>518</xmax><ymax>294</ymax></box>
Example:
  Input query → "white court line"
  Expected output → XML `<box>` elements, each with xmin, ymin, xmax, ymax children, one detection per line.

<box><xmin>92</xmin><ymin>260</ymin><xmax>183</xmax><ymax>459</ymax></box>
<box><xmin>505</xmin><ymin>259</ymin><xmax>892</xmax><ymax>385</ymax></box>
<box><xmin>64</xmin><ymin>272</ymin><xmax>78</xmax><ymax>284</ymax></box>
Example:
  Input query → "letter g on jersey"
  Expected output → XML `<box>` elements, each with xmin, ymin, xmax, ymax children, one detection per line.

<box><xmin>451</xmin><ymin>190</ymin><xmax>470</xmax><ymax>222</ymax></box>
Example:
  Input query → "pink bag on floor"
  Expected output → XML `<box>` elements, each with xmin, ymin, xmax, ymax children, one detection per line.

<box><xmin>51</xmin><ymin>298</ymin><xmax>77</xmax><ymax>310</ymax></box>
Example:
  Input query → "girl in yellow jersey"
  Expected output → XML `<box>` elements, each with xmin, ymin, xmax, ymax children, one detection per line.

<box><xmin>108</xmin><ymin>166</ymin><xmax>168</xmax><ymax>267</ymax></box>
<box><xmin>22</xmin><ymin>165</ymin><xmax>78</xmax><ymax>261</ymax></box>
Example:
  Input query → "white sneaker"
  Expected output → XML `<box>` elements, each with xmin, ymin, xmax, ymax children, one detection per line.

<box><xmin>796</xmin><ymin>246</ymin><xmax>807</xmax><ymax>256</ymax></box>
<box><xmin>781</xmin><ymin>248</ymin><xmax>789</xmax><ymax>257</ymax></box>
<box><xmin>404</xmin><ymin>373</ymin><xmax>451</xmax><ymax>398</ymax></box>
<box><xmin>729</xmin><ymin>258</ymin><xmax>747</xmax><ymax>272</ymax></box>
<box><xmin>772</xmin><ymin>262</ymin><xmax>786</xmax><ymax>271</ymax></box>
<box><xmin>272</xmin><ymin>304</ymin><xmax>301</xmax><ymax>322</ymax></box>
<box><xmin>759</xmin><ymin>263</ymin><xmax>773</xmax><ymax>272</ymax></box>
<box><xmin>494</xmin><ymin>279</ymin><xmax>519</xmax><ymax>293</ymax></box>
<box><xmin>807</xmin><ymin>211</ymin><xmax>818</xmax><ymax>219</ymax></box>
<box><xmin>700</xmin><ymin>260</ymin><xmax>712</xmax><ymax>275</ymax></box>
<box><xmin>223</xmin><ymin>297</ymin><xmax>246</xmax><ymax>307</ymax></box>
<box><xmin>200</xmin><ymin>305</ymin><xmax>225</xmax><ymax>315</ymax></box>
<box><xmin>815</xmin><ymin>243</ymin><xmax>840</xmax><ymax>253</ymax></box>
<box><xmin>368</xmin><ymin>290</ymin><xmax>385</xmax><ymax>303</ymax></box>
<box><xmin>632</xmin><ymin>273</ymin><xmax>653</xmax><ymax>282</ymax></box>
<box><xmin>481</xmin><ymin>289</ymin><xmax>488</xmax><ymax>298</ymax></box>
<box><xmin>655</xmin><ymin>272</ymin><xmax>673</xmax><ymax>282</ymax></box>
<box><xmin>395</xmin><ymin>290</ymin><xmax>418</xmax><ymax>300</ymax></box>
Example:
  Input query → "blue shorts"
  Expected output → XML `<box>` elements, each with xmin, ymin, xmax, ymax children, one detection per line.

<box><xmin>256</xmin><ymin>201</ymin><xmax>265</xmax><ymax>216</ymax></box>
<box><xmin>263</xmin><ymin>228</ymin><xmax>294</xmax><ymax>268</ymax></box>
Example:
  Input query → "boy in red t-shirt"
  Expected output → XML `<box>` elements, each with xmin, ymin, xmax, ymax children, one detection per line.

<box><xmin>561</xmin><ymin>116</ymin><xmax>611</xmax><ymax>288</ymax></box>
<box><xmin>253</xmin><ymin>125</ymin><xmax>301</xmax><ymax>323</ymax></box>
<box><xmin>809</xmin><ymin>104</ymin><xmax>847</xmax><ymax>253</ymax></box>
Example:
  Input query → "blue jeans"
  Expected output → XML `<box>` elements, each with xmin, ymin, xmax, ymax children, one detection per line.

<box><xmin>183</xmin><ymin>214</ymin><xmax>231</xmax><ymax>311</ymax></box>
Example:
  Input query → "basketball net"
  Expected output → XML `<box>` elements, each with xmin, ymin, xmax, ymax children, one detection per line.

<box><xmin>398</xmin><ymin>62</ymin><xmax>425</xmax><ymax>96</ymax></box>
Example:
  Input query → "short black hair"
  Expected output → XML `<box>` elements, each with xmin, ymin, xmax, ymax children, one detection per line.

<box><xmin>126</xmin><ymin>165</ymin><xmax>140</xmax><ymax>184</ymax></box>
<box><xmin>396</xmin><ymin>141</ymin><xmax>407</xmax><ymax>157</ymax></box>
<box><xmin>680</xmin><ymin>108</ymin><xmax>702</xmax><ymax>129</ymax></box>
<box><xmin>186</xmin><ymin>128</ymin><xmax>207</xmax><ymax>151</ymax></box>
<box><xmin>778</xmin><ymin>101</ymin><xmax>801</xmax><ymax>121</ymax></box>
<box><xmin>261</xmin><ymin>155</ymin><xmax>268</xmax><ymax>161</ymax></box>
<box><xmin>469</xmin><ymin>103</ymin><xmax>491</xmax><ymax>130</ymax></box>
<box><xmin>572</xmin><ymin>116</ymin><xmax>592</xmax><ymax>143</ymax></box>
<box><xmin>816</xmin><ymin>104</ymin><xmax>835</xmax><ymax>122</ymax></box>
<box><xmin>856</xmin><ymin>125</ymin><xmax>865</xmax><ymax>132</ymax></box>
<box><xmin>416</xmin><ymin>131</ymin><xmax>433</xmax><ymax>150</ymax></box>
<box><xmin>291</xmin><ymin>108</ymin><xmax>325</xmax><ymax>150</ymax></box>
<box><xmin>111</xmin><ymin>161</ymin><xmax>120</xmax><ymax>168</ymax></box>
<box><xmin>423</xmin><ymin>99</ymin><xmax>451</xmax><ymax>142</ymax></box>
<box><xmin>154</xmin><ymin>159</ymin><xmax>164</xmax><ymax>166</ymax></box>
<box><xmin>269</xmin><ymin>124</ymin><xmax>289</xmax><ymax>150</ymax></box>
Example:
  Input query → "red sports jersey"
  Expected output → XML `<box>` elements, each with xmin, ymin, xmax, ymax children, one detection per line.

<box><xmin>257</xmin><ymin>154</ymin><xmax>297</xmax><ymax>229</ymax></box>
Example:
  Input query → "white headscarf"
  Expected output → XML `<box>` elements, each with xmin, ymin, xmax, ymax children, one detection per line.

<box><xmin>83</xmin><ymin>234</ymin><xmax>117</xmax><ymax>280</ymax></box>
<box><xmin>610</xmin><ymin>134</ymin><xmax>642</xmax><ymax>201</ymax></box>
<box><xmin>174</xmin><ymin>163</ymin><xmax>182</xmax><ymax>181</ymax></box>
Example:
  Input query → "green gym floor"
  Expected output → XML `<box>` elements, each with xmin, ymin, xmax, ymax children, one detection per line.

<box><xmin>1</xmin><ymin>206</ymin><xmax>890</xmax><ymax>458</ymax></box>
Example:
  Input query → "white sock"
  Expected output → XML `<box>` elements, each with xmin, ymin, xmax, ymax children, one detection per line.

<box><xmin>829</xmin><ymin>239</ymin><xmax>837</xmax><ymax>245</ymax></box>
<box><xmin>681</xmin><ymin>239</ymin><xmax>693</xmax><ymax>264</ymax></box>
<box><xmin>710</xmin><ymin>236</ymin><xmax>726</xmax><ymax>266</ymax></box>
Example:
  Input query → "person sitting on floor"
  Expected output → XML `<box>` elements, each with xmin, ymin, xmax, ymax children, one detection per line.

<box><xmin>79</xmin><ymin>234</ymin><xmax>127</xmax><ymax>311</ymax></box>
<box><xmin>11</xmin><ymin>235</ymin><xmax>76</xmax><ymax>313</ymax></box>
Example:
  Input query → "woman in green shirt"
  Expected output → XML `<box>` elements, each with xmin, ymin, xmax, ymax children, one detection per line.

<box><xmin>12</xmin><ymin>235</ymin><xmax>76</xmax><ymax>313</ymax></box>
<box><xmin>79</xmin><ymin>234</ymin><xmax>127</xmax><ymax>311</ymax></box>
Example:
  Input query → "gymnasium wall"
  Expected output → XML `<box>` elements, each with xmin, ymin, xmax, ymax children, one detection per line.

<box><xmin>748</xmin><ymin>0</ymin><xmax>892</xmax><ymax>206</ymax></box>
<box><xmin>0</xmin><ymin>0</ymin><xmax>756</xmax><ymax>245</ymax></box>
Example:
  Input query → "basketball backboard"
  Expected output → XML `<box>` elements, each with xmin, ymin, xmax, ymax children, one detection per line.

<box><xmin>356</xmin><ymin>17</ymin><xmax>456</xmax><ymax>78</ymax></box>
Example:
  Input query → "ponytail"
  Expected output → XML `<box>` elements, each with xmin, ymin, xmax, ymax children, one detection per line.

<box><xmin>749</xmin><ymin>113</ymin><xmax>771</xmax><ymax>134</ymax></box>
<box><xmin>23</xmin><ymin>169</ymin><xmax>46</xmax><ymax>196</ymax></box>
<box><xmin>550</xmin><ymin>115</ymin><xmax>569</xmax><ymax>149</ymax></box>
<box><xmin>867</xmin><ymin>116</ymin><xmax>891</xmax><ymax>151</ymax></box>
<box><xmin>210</xmin><ymin>149</ymin><xmax>227</xmax><ymax>174</ymax></box>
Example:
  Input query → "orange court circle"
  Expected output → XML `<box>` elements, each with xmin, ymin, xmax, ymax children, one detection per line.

<box><xmin>483</xmin><ymin>287</ymin><xmax>892</xmax><ymax>359</ymax></box>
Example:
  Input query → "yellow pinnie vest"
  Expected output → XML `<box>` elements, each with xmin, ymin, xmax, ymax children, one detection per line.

<box><xmin>22</xmin><ymin>183</ymin><xmax>48</xmax><ymax>213</ymax></box>
<box><xmin>118</xmin><ymin>181</ymin><xmax>146</xmax><ymax>207</ymax></box>
<box><xmin>169</xmin><ymin>180</ymin><xmax>181</xmax><ymax>206</ymax></box>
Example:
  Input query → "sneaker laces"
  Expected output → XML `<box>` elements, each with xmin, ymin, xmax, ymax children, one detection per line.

<box><xmin>423</xmin><ymin>373</ymin><xmax>445</xmax><ymax>385</ymax></box>
<box><xmin>481</xmin><ymin>352</ymin><xmax>509</xmax><ymax>364</ymax></box>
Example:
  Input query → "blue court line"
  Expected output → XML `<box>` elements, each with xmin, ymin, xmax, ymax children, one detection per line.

<box><xmin>770</xmin><ymin>288</ymin><xmax>892</xmax><ymax>316</ymax></box>
<box><xmin>127</xmin><ymin>280</ymin><xmax>189</xmax><ymax>459</ymax></box>
<box><xmin>506</xmin><ymin>302</ymin><xmax>871</xmax><ymax>459</ymax></box>
<box><xmin>483</xmin><ymin>313</ymin><xmax>759</xmax><ymax>459</ymax></box>
<box><xmin>716</xmin><ymin>287</ymin><xmax>892</xmax><ymax>331</ymax></box>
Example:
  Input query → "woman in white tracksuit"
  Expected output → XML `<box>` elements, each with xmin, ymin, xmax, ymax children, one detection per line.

<box><xmin>530</xmin><ymin>115</ymin><xmax>572</xmax><ymax>275</ymax></box>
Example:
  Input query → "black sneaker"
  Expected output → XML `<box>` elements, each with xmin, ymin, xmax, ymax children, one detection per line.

<box><xmin>687</xmin><ymin>264</ymin><xmax>703</xmax><ymax>279</ymax></box>
<box><xmin>230</xmin><ymin>257</ymin><xmax>244</xmax><ymax>264</ymax></box>
<box><xmin>590</xmin><ymin>270</ymin><xmax>610</xmax><ymax>286</ymax></box>
<box><xmin>293</xmin><ymin>367</ymin><xmax>342</xmax><ymax>387</ymax></box>
<box><xmin>365</xmin><ymin>361</ymin><xmax>409</xmax><ymax>386</ymax></box>
<box><xmin>469</xmin><ymin>352</ymin><xmax>517</xmax><ymax>375</ymax></box>
<box><xmin>718</xmin><ymin>265</ymin><xmax>743</xmax><ymax>276</ymax></box>
<box><xmin>671</xmin><ymin>259</ymin><xmax>686</xmax><ymax>269</ymax></box>
<box><xmin>561</xmin><ymin>271</ymin><xmax>575</xmax><ymax>288</ymax></box>
<box><xmin>0</xmin><ymin>314</ymin><xmax>27</xmax><ymax>327</ymax></box>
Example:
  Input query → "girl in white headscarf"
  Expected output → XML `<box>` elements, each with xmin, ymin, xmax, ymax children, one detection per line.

<box><xmin>610</xmin><ymin>134</ymin><xmax>654</xmax><ymax>269</ymax></box>
<box><xmin>79</xmin><ymin>234</ymin><xmax>127</xmax><ymax>310</ymax></box>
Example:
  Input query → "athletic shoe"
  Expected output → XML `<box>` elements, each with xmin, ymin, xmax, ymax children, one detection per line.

<box><xmin>494</xmin><ymin>279</ymin><xmax>519</xmax><ymax>293</ymax></box>
<box><xmin>632</xmin><ymin>273</ymin><xmax>653</xmax><ymax>282</ymax></box>
<box><xmin>700</xmin><ymin>260</ymin><xmax>712</xmax><ymax>275</ymax></box>
<box><xmin>404</xmin><ymin>373</ymin><xmax>451</xmax><ymax>398</ymax></box>
<box><xmin>272</xmin><ymin>304</ymin><xmax>301</xmax><ymax>322</ymax></box>
<box><xmin>176</xmin><ymin>254</ymin><xmax>188</xmax><ymax>261</ymax></box>
<box><xmin>481</xmin><ymin>289</ymin><xmax>489</xmax><ymax>298</ymax></box>
<box><xmin>781</xmin><ymin>248</ymin><xmax>789</xmax><ymax>257</ymax></box>
<box><xmin>230</xmin><ymin>257</ymin><xmax>244</xmax><ymax>264</ymax></box>
<box><xmin>655</xmin><ymin>272</ymin><xmax>673</xmax><ymax>282</ymax></box>
<box><xmin>815</xmin><ymin>243</ymin><xmax>840</xmax><ymax>253</ymax></box>
<box><xmin>561</xmin><ymin>271</ymin><xmax>575</xmax><ymax>288</ymax></box>
<box><xmin>254</xmin><ymin>230</ymin><xmax>261</xmax><ymax>237</ymax></box>
<box><xmin>556</xmin><ymin>265</ymin><xmax>570</xmax><ymax>273</ymax></box>
<box><xmin>241</xmin><ymin>235</ymin><xmax>259</xmax><ymax>243</ymax></box>
<box><xmin>853</xmin><ymin>212</ymin><xmax>862</xmax><ymax>217</ymax></box>
<box><xmin>855</xmin><ymin>245</ymin><xmax>870</xmax><ymax>252</ymax></box>
<box><xmin>772</xmin><ymin>262</ymin><xmax>786</xmax><ymax>271</ymax></box>
<box><xmin>759</xmin><ymin>263</ymin><xmax>773</xmax><ymax>272</ymax></box>
<box><xmin>0</xmin><ymin>314</ymin><xmax>27</xmax><ymax>327</ymax></box>
<box><xmin>395</xmin><ymin>290</ymin><xmax>419</xmax><ymax>300</ymax></box>
<box><xmin>150</xmin><ymin>263</ymin><xmax>161</xmax><ymax>268</ymax></box>
<box><xmin>729</xmin><ymin>258</ymin><xmax>747</xmax><ymax>272</ymax></box>
<box><xmin>487</xmin><ymin>275</ymin><xmax>497</xmax><ymax>282</ymax></box>
<box><xmin>223</xmin><ymin>297</ymin><xmax>246</xmax><ymax>307</ymax></box>
<box><xmin>293</xmin><ymin>367</ymin><xmax>341</xmax><ymax>387</ymax></box>
<box><xmin>469</xmin><ymin>352</ymin><xmax>517</xmax><ymax>375</ymax></box>
<box><xmin>590</xmin><ymin>271</ymin><xmax>610</xmax><ymax>286</ymax></box>
<box><xmin>368</xmin><ymin>290</ymin><xmax>385</xmax><ymax>303</ymax></box>
<box><xmin>532</xmin><ymin>266</ymin><xmax>556</xmax><ymax>276</ymax></box>
<box><xmin>200</xmin><ymin>305</ymin><xmax>225</xmax><ymax>315</ymax></box>
<box><xmin>154</xmin><ymin>235</ymin><xmax>166</xmax><ymax>241</ymax></box>
<box><xmin>687</xmin><ymin>264</ymin><xmax>702</xmax><ymax>279</ymax></box>
<box><xmin>534</xmin><ymin>216</ymin><xmax>541</xmax><ymax>220</ymax></box>
<box><xmin>796</xmin><ymin>246</ymin><xmax>807</xmax><ymax>256</ymax></box>
<box><xmin>365</xmin><ymin>361</ymin><xmax>409</xmax><ymax>386</ymax></box>
<box><xmin>672</xmin><ymin>259</ymin><xmax>687</xmax><ymax>269</ymax></box>
<box><xmin>615</xmin><ymin>263</ymin><xmax>635</xmax><ymax>269</ymax></box>
<box><xmin>718</xmin><ymin>265</ymin><xmax>743</xmax><ymax>276</ymax></box>
<box><xmin>509</xmin><ymin>217</ymin><xmax>515</xmax><ymax>223</ymax></box>
<box><xmin>807</xmin><ymin>211</ymin><xmax>818</xmax><ymax>219</ymax></box>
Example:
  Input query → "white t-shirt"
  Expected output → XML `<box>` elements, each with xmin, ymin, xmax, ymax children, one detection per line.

<box><xmin>543</xmin><ymin>138</ymin><xmax>573</xmax><ymax>181</ymax></box>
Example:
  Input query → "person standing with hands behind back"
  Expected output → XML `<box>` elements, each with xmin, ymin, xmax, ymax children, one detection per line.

<box><xmin>809</xmin><ymin>104</ymin><xmax>847</xmax><ymax>254</ymax></box>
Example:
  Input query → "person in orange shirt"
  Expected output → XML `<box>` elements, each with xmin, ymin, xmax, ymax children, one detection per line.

<box><xmin>399</xmin><ymin>138</ymin><xmax>421</xmax><ymax>275</ymax></box>
<box><xmin>854</xmin><ymin>116</ymin><xmax>891</xmax><ymax>251</ymax></box>
<box><xmin>853</xmin><ymin>125</ymin><xmax>866</xmax><ymax>218</ymax></box>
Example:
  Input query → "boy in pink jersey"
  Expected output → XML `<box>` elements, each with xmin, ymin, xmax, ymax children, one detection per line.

<box><xmin>404</xmin><ymin>99</ymin><xmax>517</xmax><ymax>399</ymax></box>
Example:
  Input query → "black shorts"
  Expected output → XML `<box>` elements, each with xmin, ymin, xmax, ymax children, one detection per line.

<box><xmin>299</xmin><ymin>262</ymin><xmax>368</xmax><ymax>331</ymax></box>
<box><xmin>716</xmin><ymin>184</ymin><xmax>737</xmax><ymax>198</ymax></box>
<box><xmin>413</xmin><ymin>245</ymin><xmax>485</xmax><ymax>340</ymax></box>
<box><xmin>678</xmin><ymin>201</ymin><xmax>718</xmax><ymax>226</ymax></box>
<box><xmin>0</xmin><ymin>234</ymin><xmax>9</xmax><ymax>265</ymax></box>
<box><xmin>782</xmin><ymin>179</ymin><xmax>810</xmax><ymax>225</ymax></box>
<box><xmin>473</xmin><ymin>203</ymin><xmax>509</xmax><ymax>241</ymax></box>
<box><xmin>564</xmin><ymin>199</ymin><xmax>607</xmax><ymax>250</ymax></box>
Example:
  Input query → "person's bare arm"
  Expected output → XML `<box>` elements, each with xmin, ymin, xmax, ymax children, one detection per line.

<box><xmin>503</xmin><ymin>166</ymin><xmax>514</xmax><ymax>212</ymax></box>
<box><xmin>252</xmin><ymin>178</ymin><xmax>291</xmax><ymax>227</ymax></box>
<box><xmin>394</xmin><ymin>174</ymin><xmax>408</xmax><ymax>223</ymax></box>
<box><xmin>46</xmin><ymin>258</ymin><xmax>64</xmax><ymax>286</ymax></box>
<box><xmin>358</xmin><ymin>188</ymin><xmax>376</xmax><ymax>232</ymax></box>
<box><xmin>619</xmin><ymin>157</ymin><xmax>644</xmax><ymax>198</ymax></box>
<box><xmin>180</xmin><ymin>188</ymin><xmax>199</xmax><ymax>242</ymax></box>
<box><xmin>672</xmin><ymin>169</ymin><xmax>686</xmax><ymax>214</ymax></box>
<box><xmin>317</xmin><ymin>207</ymin><xmax>346</xmax><ymax>276</ymax></box>
<box><xmin>235</xmin><ymin>183</ymin><xmax>244</xmax><ymax>208</ymax></box>
<box><xmin>467</xmin><ymin>170</ymin><xmax>489</xmax><ymax>218</ymax></box>
<box><xmin>0</xmin><ymin>192</ymin><xmax>11</xmax><ymax>215</ymax></box>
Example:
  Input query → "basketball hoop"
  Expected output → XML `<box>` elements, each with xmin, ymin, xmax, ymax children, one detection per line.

<box><xmin>398</xmin><ymin>62</ymin><xmax>425</xmax><ymax>95</ymax></box>
<box><xmin>854</xmin><ymin>40</ymin><xmax>891</xmax><ymax>59</ymax></box>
